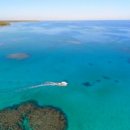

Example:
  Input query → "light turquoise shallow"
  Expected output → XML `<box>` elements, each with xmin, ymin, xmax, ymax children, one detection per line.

<box><xmin>0</xmin><ymin>21</ymin><xmax>130</xmax><ymax>130</ymax></box>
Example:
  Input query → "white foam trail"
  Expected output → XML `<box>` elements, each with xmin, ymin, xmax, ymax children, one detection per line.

<box><xmin>16</xmin><ymin>81</ymin><xmax>68</xmax><ymax>93</ymax></box>
<box><xmin>29</xmin><ymin>81</ymin><xmax>68</xmax><ymax>89</ymax></box>
<box><xmin>30</xmin><ymin>84</ymin><xmax>45</xmax><ymax>88</ymax></box>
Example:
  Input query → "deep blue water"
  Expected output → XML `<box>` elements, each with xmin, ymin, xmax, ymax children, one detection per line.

<box><xmin>0</xmin><ymin>20</ymin><xmax>130</xmax><ymax>130</ymax></box>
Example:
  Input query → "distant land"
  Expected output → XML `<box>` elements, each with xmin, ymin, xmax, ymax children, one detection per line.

<box><xmin>0</xmin><ymin>21</ymin><xmax>10</xmax><ymax>26</ymax></box>
<box><xmin>0</xmin><ymin>20</ymin><xmax>40</xmax><ymax>26</ymax></box>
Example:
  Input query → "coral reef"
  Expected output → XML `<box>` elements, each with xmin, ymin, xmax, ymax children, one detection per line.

<box><xmin>0</xmin><ymin>109</ymin><xmax>22</xmax><ymax>130</ymax></box>
<box><xmin>28</xmin><ymin>107</ymin><xmax>67</xmax><ymax>130</ymax></box>
<box><xmin>0</xmin><ymin>101</ymin><xmax>67</xmax><ymax>130</ymax></box>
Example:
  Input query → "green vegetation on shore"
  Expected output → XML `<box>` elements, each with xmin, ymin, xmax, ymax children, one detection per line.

<box><xmin>0</xmin><ymin>20</ymin><xmax>41</xmax><ymax>26</ymax></box>
<box><xmin>0</xmin><ymin>21</ymin><xmax>10</xmax><ymax>26</ymax></box>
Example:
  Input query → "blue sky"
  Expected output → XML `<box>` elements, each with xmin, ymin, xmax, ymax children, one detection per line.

<box><xmin>0</xmin><ymin>0</ymin><xmax>130</xmax><ymax>20</ymax></box>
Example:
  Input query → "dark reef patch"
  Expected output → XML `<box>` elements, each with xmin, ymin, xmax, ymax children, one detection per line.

<box><xmin>102</xmin><ymin>76</ymin><xmax>111</xmax><ymax>80</ymax></box>
<box><xmin>127</xmin><ymin>58</ymin><xmax>130</xmax><ymax>64</ymax></box>
<box><xmin>96</xmin><ymin>79</ymin><xmax>101</xmax><ymax>83</ymax></box>
<box><xmin>88</xmin><ymin>63</ymin><xmax>94</xmax><ymax>66</ymax></box>
<box><xmin>108</xmin><ymin>61</ymin><xmax>112</xmax><ymax>64</ymax></box>
<box><xmin>0</xmin><ymin>100</ymin><xmax>68</xmax><ymax>130</ymax></box>
<box><xmin>114</xmin><ymin>80</ymin><xmax>119</xmax><ymax>83</ymax></box>
<box><xmin>82</xmin><ymin>82</ymin><xmax>92</xmax><ymax>87</ymax></box>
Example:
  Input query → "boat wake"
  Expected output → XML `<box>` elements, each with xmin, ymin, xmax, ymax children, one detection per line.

<box><xmin>16</xmin><ymin>81</ymin><xmax>68</xmax><ymax>92</ymax></box>
<box><xmin>30</xmin><ymin>81</ymin><xmax>68</xmax><ymax>89</ymax></box>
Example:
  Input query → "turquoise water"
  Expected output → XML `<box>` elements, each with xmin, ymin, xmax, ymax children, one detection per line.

<box><xmin>0</xmin><ymin>21</ymin><xmax>130</xmax><ymax>130</ymax></box>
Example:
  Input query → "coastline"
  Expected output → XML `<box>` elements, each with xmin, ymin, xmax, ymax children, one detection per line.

<box><xmin>0</xmin><ymin>20</ymin><xmax>41</xmax><ymax>26</ymax></box>
<box><xmin>0</xmin><ymin>21</ymin><xmax>10</xmax><ymax>26</ymax></box>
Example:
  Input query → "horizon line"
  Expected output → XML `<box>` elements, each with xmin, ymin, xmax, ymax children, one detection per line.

<box><xmin>0</xmin><ymin>19</ymin><xmax>130</xmax><ymax>22</ymax></box>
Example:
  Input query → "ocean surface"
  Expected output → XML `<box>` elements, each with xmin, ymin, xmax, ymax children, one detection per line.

<box><xmin>0</xmin><ymin>20</ymin><xmax>130</xmax><ymax>130</ymax></box>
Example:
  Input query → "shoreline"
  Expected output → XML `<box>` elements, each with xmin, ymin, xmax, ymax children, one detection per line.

<box><xmin>0</xmin><ymin>21</ymin><xmax>10</xmax><ymax>26</ymax></box>
<box><xmin>0</xmin><ymin>20</ymin><xmax>40</xmax><ymax>26</ymax></box>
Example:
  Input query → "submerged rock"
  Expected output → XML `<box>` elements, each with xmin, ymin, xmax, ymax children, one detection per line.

<box><xmin>7</xmin><ymin>53</ymin><xmax>29</xmax><ymax>60</ymax></box>
<box><xmin>102</xmin><ymin>76</ymin><xmax>111</xmax><ymax>80</ymax></box>
<box><xmin>96</xmin><ymin>79</ymin><xmax>101</xmax><ymax>83</ymax></box>
<box><xmin>114</xmin><ymin>80</ymin><xmax>119</xmax><ymax>83</ymax></box>
<box><xmin>0</xmin><ymin>100</ymin><xmax>67</xmax><ymax>130</ymax></box>
<box><xmin>82</xmin><ymin>82</ymin><xmax>92</xmax><ymax>87</ymax></box>
<box><xmin>127</xmin><ymin>58</ymin><xmax>130</xmax><ymax>64</ymax></box>
<box><xmin>88</xmin><ymin>63</ymin><xmax>94</xmax><ymax>66</ymax></box>
<box><xmin>108</xmin><ymin>61</ymin><xmax>112</xmax><ymax>64</ymax></box>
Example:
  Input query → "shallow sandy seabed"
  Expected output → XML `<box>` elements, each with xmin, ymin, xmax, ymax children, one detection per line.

<box><xmin>6</xmin><ymin>53</ymin><xmax>30</xmax><ymax>60</ymax></box>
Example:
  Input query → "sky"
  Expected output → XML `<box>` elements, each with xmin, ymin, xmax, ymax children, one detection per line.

<box><xmin>0</xmin><ymin>0</ymin><xmax>130</xmax><ymax>20</ymax></box>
